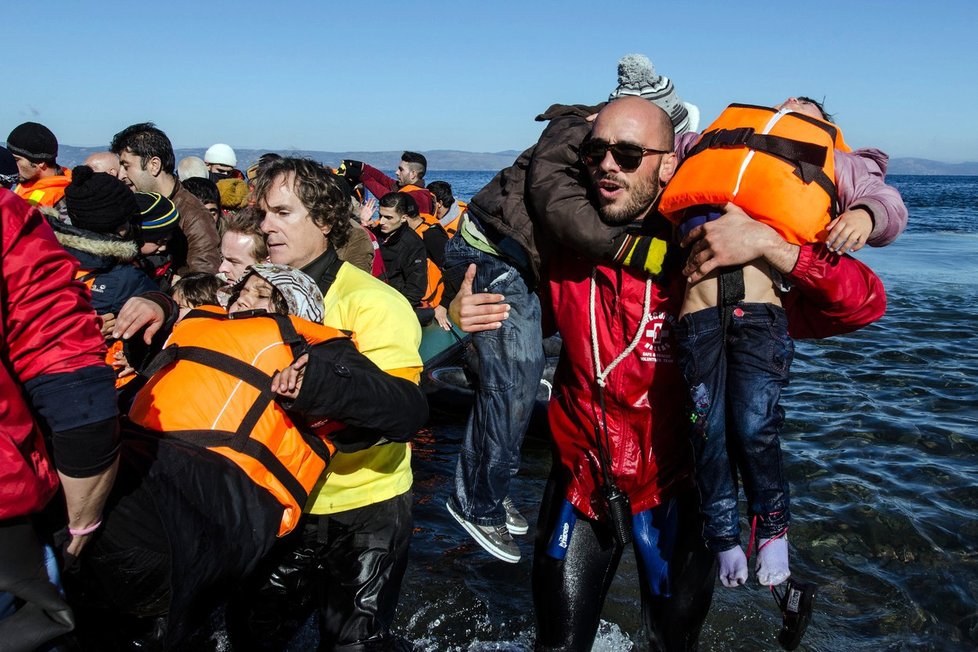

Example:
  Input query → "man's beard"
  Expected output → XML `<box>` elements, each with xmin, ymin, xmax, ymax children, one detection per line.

<box><xmin>595</xmin><ymin>169</ymin><xmax>660</xmax><ymax>225</ymax></box>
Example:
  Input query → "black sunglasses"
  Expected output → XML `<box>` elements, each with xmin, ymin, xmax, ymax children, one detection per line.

<box><xmin>580</xmin><ymin>138</ymin><xmax>670</xmax><ymax>171</ymax></box>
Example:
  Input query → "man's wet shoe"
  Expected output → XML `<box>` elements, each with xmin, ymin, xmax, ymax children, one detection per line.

<box><xmin>503</xmin><ymin>496</ymin><xmax>529</xmax><ymax>535</ymax></box>
<box><xmin>446</xmin><ymin>500</ymin><xmax>520</xmax><ymax>563</ymax></box>
<box><xmin>774</xmin><ymin>578</ymin><xmax>816</xmax><ymax>650</ymax></box>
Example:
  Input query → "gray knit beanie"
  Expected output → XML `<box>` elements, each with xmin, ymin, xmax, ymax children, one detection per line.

<box><xmin>608</xmin><ymin>54</ymin><xmax>700</xmax><ymax>134</ymax></box>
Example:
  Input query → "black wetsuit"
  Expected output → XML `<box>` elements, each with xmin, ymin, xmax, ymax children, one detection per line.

<box><xmin>532</xmin><ymin>471</ymin><xmax>717</xmax><ymax>651</ymax></box>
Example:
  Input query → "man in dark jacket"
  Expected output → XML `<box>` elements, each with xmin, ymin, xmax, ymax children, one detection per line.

<box><xmin>0</xmin><ymin>189</ymin><xmax>120</xmax><ymax>652</ymax></box>
<box><xmin>374</xmin><ymin>191</ymin><xmax>428</xmax><ymax>307</ymax></box>
<box><xmin>111</xmin><ymin>122</ymin><xmax>221</xmax><ymax>274</ymax></box>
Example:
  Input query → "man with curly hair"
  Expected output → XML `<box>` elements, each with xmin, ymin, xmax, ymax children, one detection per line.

<box><xmin>228</xmin><ymin>157</ymin><xmax>423</xmax><ymax>651</ymax></box>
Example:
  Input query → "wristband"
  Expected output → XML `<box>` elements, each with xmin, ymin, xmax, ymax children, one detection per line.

<box><xmin>69</xmin><ymin>520</ymin><xmax>102</xmax><ymax>537</ymax></box>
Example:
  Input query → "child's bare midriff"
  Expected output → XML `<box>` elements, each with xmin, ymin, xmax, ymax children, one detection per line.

<box><xmin>680</xmin><ymin>260</ymin><xmax>782</xmax><ymax>318</ymax></box>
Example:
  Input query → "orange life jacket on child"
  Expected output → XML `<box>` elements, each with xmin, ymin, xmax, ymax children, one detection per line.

<box><xmin>658</xmin><ymin>103</ymin><xmax>849</xmax><ymax>245</ymax></box>
<box><xmin>128</xmin><ymin>306</ymin><xmax>350</xmax><ymax>536</ymax></box>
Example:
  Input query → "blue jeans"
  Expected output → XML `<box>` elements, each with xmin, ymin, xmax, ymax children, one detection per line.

<box><xmin>443</xmin><ymin>236</ymin><xmax>545</xmax><ymax>526</ymax></box>
<box><xmin>676</xmin><ymin>303</ymin><xmax>794</xmax><ymax>553</ymax></box>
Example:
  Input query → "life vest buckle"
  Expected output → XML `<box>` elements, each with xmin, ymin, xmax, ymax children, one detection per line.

<box><xmin>707</xmin><ymin>127</ymin><xmax>755</xmax><ymax>149</ymax></box>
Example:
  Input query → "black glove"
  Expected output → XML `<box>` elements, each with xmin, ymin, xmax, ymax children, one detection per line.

<box><xmin>340</xmin><ymin>159</ymin><xmax>364</xmax><ymax>181</ymax></box>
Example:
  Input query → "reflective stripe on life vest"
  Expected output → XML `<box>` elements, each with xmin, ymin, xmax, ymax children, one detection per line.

<box><xmin>659</xmin><ymin>103</ymin><xmax>844</xmax><ymax>245</ymax></box>
<box><xmin>129</xmin><ymin>306</ymin><xmax>349</xmax><ymax>535</ymax></box>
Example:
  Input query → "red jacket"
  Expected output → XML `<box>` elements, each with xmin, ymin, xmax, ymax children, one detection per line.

<box><xmin>547</xmin><ymin>256</ymin><xmax>694</xmax><ymax>519</ymax></box>
<box><xmin>0</xmin><ymin>190</ymin><xmax>108</xmax><ymax>520</ymax></box>
<box><xmin>545</xmin><ymin>243</ymin><xmax>886</xmax><ymax>519</ymax></box>
<box><xmin>359</xmin><ymin>164</ymin><xmax>435</xmax><ymax>217</ymax></box>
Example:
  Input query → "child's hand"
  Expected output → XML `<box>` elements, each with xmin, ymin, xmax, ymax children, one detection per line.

<box><xmin>272</xmin><ymin>353</ymin><xmax>309</xmax><ymax>400</ymax></box>
<box><xmin>112</xmin><ymin>349</ymin><xmax>134</xmax><ymax>379</ymax></box>
<box><xmin>825</xmin><ymin>208</ymin><xmax>873</xmax><ymax>254</ymax></box>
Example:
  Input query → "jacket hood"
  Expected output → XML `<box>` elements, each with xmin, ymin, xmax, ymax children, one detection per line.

<box><xmin>46</xmin><ymin>213</ymin><xmax>139</xmax><ymax>263</ymax></box>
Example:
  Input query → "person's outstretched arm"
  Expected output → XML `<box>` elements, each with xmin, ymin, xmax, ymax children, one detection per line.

<box><xmin>284</xmin><ymin>338</ymin><xmax>429</xmax><ymax>450</ymax></box>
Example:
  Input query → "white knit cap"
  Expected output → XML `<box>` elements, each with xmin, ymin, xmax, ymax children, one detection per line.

<box><xmin>204</xmin><ymin>143</ymin><xmax>237</xmax><ymax>167</ymax></box>
<box><xmin>608</xmin><ymin>54</ymin><xmax>700</xmax><ymax>134</ymax></box>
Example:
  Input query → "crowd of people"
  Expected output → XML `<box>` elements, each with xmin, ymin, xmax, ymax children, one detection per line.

<box><xmin>0</xmin><ymin>52</ymin><xmax>906</xmax><ymax>652</ymax></box>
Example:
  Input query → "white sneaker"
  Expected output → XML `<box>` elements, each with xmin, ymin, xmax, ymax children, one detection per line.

<box><xmin>446</xmin><ymin>500</ymin><xmax>520</xmax><ymax>563</ymax></box>
<box><xmin>502</xmin><ymin>496</ymin><xmax>529</xmax><ymax>535</ymax></box>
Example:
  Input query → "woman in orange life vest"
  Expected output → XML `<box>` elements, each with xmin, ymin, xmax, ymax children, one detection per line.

<box><xmin>67</xmin><ymin>264</ymin><xmax>428</xmax><ymax>650</ymax></box>
<box><xmin>650</xmin><ymin>97</ymin><xmax>907</xmax><ymax>589</ymax></box>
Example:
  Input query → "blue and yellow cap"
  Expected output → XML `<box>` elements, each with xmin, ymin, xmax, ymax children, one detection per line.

<box><xmin>134</xmin><ymin>192</ymin><xmax>180</xmax><ymax>240</ymax></box>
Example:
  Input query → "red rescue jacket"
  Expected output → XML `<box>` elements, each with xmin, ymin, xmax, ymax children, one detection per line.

<box><xmin>0</xmin><ymin>190</ymin><xmax>108</xmax><ymax>520</ymax></box>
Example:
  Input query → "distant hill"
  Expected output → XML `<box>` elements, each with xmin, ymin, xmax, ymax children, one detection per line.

<box><xmin>56</xmin><ymin>145</ymin><xmax>977</xmax><ymax>176</ymax></box>
<box><xmin>57</xmin><ymin>145</ymin><xmax>523</xmax><ymax>173</ymax></box>
<box><xmin>886</xmin><ymin>158</ymin><xmax>978</xmax><ymax>176</ymax></box>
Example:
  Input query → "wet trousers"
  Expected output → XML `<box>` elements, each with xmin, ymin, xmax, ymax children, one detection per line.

<box><xmin>0</xmin><ymin>516</ymin><xmax>74</xmax><ymax>652</ymax></box>
<box><xmin>227</xmin><ymin>491</ymin><xmax>413</xmax><ymax>651</ymax></box>
<box><xmin>532</xmin><ymin>472</ymin><xmax>716</xmax><ymax>652</ymax></box>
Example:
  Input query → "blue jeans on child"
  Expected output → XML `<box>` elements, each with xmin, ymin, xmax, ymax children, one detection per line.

<box><xmin>442</xmin><ymin>235</ymin><xmax>545</xmax><ymax>527</ymax></box>
<box><xmin>676</xmin><ymin>302</ymin><xmax>794</xmax><ymax>553</ymax></box>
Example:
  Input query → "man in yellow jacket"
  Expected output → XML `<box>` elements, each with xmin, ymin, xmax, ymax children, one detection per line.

<box><xmin>230</xmin><ymin>156</ymin><xmax>423</xmax><ymax>651</ymax></box>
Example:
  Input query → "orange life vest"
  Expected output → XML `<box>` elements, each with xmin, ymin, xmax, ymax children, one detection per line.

<box><xmin>129</xmin><ymin>306</ymin><xmax>349</xmax><ymax>536</ymax></box>
<box><xmin>400</xmin><ymin>183</ymin><xmax>438</xmax><ymax>225</ymax></box>
<box><xmin>438</xmin><ymin>200</ymin><xmax>467</xmax><ymax>238</ymax></box>
<box><xmin>413</xmin><ymin>221</ymin><xmax>445</xmax><ymax>307</ymax></box>
<box><xmin>659</xmin><ymin>103</ymin><xmax>848</xmax><ymax>245</ymax></box>
<box><xmin>14</xmin><ymin>168</ymin><xmax>72</xmax><ymax>207</ymax></box>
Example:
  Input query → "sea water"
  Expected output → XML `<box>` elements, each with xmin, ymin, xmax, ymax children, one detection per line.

<box><xmin>235</xmin><ymin>174</ymin><xmax>976</xmax><ymax>651</ymax></box>
<box><xmin>383</xmin><ymin>174</ymin><xmax>978</xmax><ymax>651</ymax></box>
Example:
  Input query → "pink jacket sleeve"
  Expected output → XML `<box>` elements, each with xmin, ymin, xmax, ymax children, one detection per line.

<box><xmin>835</xmin><ymin>148</ymin><xmax>908</xmax><ymax>246</ymax></box>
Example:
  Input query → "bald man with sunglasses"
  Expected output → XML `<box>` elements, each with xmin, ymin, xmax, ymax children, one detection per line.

<box><xmin>448</xmin><ymin>96</ymin><xmax>886</xmax><ymax>650</ymax></box>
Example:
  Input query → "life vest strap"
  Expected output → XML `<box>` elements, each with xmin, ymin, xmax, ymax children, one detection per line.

<box><xmin>143</xmin><ymin>345</ymin><xmax>276</xmax><ymax>392</ymax></box>
<box><xmin>718</xmin><ymin>266</ymin><xmax>746</xmax><ymax>333</ymax></box>
<box><xmin>688</xmin><ymin>128</ymin><xmax>839</xmax><ymax>221</ymax></box>
<box><xmin>691</xmin><ymin>128</ymin><xmax>829</xmax><ymax>171</ymax></box>
<box><xmin>149</xmin><ymin>427</ymin><xmax>312</xmax><ymax>510</ymax></box>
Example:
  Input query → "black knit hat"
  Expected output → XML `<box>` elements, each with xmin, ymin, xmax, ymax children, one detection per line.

<box><xmin>64</xmin><ymin>165</ymin><xmax>139</xmax><ymax>234</ymax></box>
<box><xmin>134</xmin><ymin>192</ymin><xmax>180</xmax><ymax>240</ymax></box>
<box><xmin>6</xmin><ymin>122</ymin><xmax>58</xmax><ymax>163</ymax></box>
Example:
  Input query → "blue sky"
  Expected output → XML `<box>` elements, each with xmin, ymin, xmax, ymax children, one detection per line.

<box><xmin>5</xmin><ymin>1</ymin><xmax>976</xmax><ymax>162</ymax></box>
